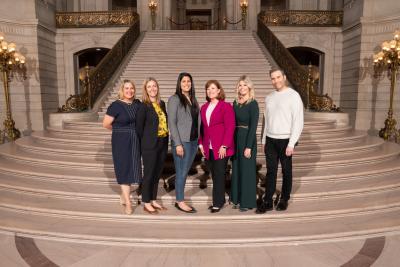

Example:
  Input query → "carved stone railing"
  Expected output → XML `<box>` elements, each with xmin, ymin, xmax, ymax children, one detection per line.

<box><xmin>56</xmin><ymin>10</ymin><xmax>138</xmax><ymax>28</ymax></box>
<box><xmin>257</xmin><ymin>15</ymin><xmax>339</xmax><ymax>111</ymax></box>
<box><xmin>59</xmin><ymin>14</ymin><xmax>140</xmax><ymax>112</ymax></box>
<box><xmin>259</xmin><ymin>10</ymin><xmax>343</xmax><ymax>26</ymax></box>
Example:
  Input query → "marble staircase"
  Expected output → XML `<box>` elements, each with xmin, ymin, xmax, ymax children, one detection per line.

<box><xmin>0</xmin><ymin>31</ymin><xmax>400</xmax><ymax>247</ymax></box>
<box><xmin>97</xmin><ymin>30</ymin><xmax>274</xmax><ymax>117</ymax></box>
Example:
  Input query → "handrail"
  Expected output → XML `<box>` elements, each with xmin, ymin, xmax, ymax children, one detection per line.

<box><xmin>257</xmin><ymin>15</ymin><xmax>309</xmax><ymax>106</ymax></box>
<box><xmin>257</xmin><ymin>15</ymin><xmax>339</xmax><ymax>111</ymax></box>
<box><xmin>88</xmin><ymin>17</ymin><xmax>140</xmax><ymax>107</ymax></box>
<box><xmin>59</xmin><ymin>14</ymin><xmax>140</xmax><ymax>112</ymax></box>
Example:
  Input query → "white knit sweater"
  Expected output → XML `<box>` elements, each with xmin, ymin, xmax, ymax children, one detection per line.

<box><xmin>261</xmin><ymin>87</ymin><xmax>304</xmax><ymax>148</ymax></box>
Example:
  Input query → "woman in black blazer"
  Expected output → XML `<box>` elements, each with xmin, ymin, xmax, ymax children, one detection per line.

<box><xmin>136</xmin><ymin>77</ymin><xmax>169</xmax><ymax>214</ymax></box>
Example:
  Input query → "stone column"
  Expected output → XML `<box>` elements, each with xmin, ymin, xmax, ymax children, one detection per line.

<box><xmin>288</xmin><ymin>0</ymin><xmax>301</xmax><ymax>10</ymax></box>
<box><xmin>138</xmin><ymin>0</ymin><xmax>149</xmax><ymax>31</ymax></box>
<box><xmin>177</xmin><ymin>0</ymin><xmax>186</xmax><ymax>30</ymax></box>
<box><xmin>318</xmin><ymin>0</ymin><xmax>330</xmax><ymax>10</ymax></box>
<box><xmin>248</xmin><ymin>0</ymin><xmax>261</xmax><ymax>31</ymax></box>
<box><xmin>226</xmin><ymin>0</ymin><xmax>235</xmax><ymax>29</ymax></box>
<box><xmin>163</xmin><ymin>0</ymin><xmax>172</xmax><ymax>30</ymax></box>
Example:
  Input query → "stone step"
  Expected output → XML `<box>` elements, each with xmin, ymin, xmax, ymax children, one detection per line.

<box><xmin>117</xmin><ymin>70</ymin><xmax>271</xmax><ymax>74</ymax></box>
<box><xmin>28</xmin><ymin>132</ymin><xmax>367</xmax><ymax>157</ymax></box>
<box><xmin>44</xmin><ymin>127</ymin><xmax>358</xmax><ymax>149</ymax></box>
<box><xmin>1</xmin><ymin>140</ymin><xmax>398</xmax><ymax>172</ymax></box>
<box><xmin>1</xmin><ymin>165</ymin><xmax>399</xmax><ymax>202</ymax></box>
<box><xmin>0</xmin><ymin>151</ymin><xmax>399</xmax><ymax>186</ymax></box>
<box><xmin>17</xmin><ymin>135</ymin><xmax>383</xmax><ymax>160</ymax></box>
<box><xmin>0</xmin><ymin>200</ymin><xmax>399</xmax><ymax>247</ymax></box>
<box><xmin>62</xmin><ymin>119</ymin><xmax>338</xmax><ymax>131</ymax></box>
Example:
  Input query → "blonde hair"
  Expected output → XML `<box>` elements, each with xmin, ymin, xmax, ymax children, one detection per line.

<box><xmin>236</xmin><ymin>75</ymin><xmax>255</xmax><ymax>104</ymax></box>
<box><xmin>142</xmin><ymin>77</ymin><xmax>161</xmax><ymax>105</ymax></box>
<box><xmin>118</xmin><ymin>80</ymin><xmax>136</xmax><ymax>100</ymax></box>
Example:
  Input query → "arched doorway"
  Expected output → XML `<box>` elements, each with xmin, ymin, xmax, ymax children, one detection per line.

<box><xmin>73</xmin><ymin>48</ymin><xmax>110</xmax><ymax>95</ymax></box>
<box><xmin>288</xmin><ymin>47</ymin><xmax>325</xmax><ymax>94</ymax></box>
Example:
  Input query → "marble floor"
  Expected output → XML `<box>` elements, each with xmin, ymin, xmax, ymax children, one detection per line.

<box><xmin>1</xmin><ymin>231</ymin><xmax>399</xmax><ymax>267</ymax></box>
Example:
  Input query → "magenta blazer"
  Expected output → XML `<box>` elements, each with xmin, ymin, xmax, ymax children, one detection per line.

<box><xmin>199</xmin><ymin>100</ymin><xmax>236</xmax><ymax>160</ymax></box>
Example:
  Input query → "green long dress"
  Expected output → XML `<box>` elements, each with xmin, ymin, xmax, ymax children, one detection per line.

<box><xmin>231</xmin><ymin>100</ymin><xmax>259</xmax><ymax>209</ymax></box>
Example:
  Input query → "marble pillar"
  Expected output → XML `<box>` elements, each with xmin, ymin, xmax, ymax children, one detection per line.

<box><xmin>226</xmin><ymin>0</ymin><xmax>235</xmax><ymax>30</ymax></box>
<box><xmin>163</xmin><ymin>0</ymin><xmax>172</xmax><ymax>30</ymax></box>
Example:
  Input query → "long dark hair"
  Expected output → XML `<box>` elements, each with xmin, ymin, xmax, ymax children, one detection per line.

<box><xmin>175</xmin><ymin>72</ymin><xmax>199</xmax><ymax>110</ymax></box>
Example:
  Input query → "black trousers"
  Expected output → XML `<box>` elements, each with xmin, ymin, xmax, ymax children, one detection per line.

<box><xmin>264</xmin><ymin>136</ymin><xmax>293</xmax><ymax>204</ymax></box>
<box><xmin>207</xmin><ymin>149</ymin><xmax>228</xmax><ymax>208</ymax></box>
<box><xmin>141</xmin><ymin>137</ymin><xmax>168</xmax><ymax>203</ymax></box>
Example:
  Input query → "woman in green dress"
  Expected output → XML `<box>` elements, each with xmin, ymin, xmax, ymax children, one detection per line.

<box><xmin>231</xmin><ymin>75</ymin><xmax>259</xmax><ymax>212</ymax></box>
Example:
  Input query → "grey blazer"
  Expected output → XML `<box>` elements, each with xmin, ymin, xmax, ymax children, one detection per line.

<box><xmin>167</xmin><ymin>94</ymin><xmax>199</xmax><ymax>147</ymax></box>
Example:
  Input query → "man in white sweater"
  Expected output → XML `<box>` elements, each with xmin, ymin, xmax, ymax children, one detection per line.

<box><xmin>256</xmin><ymin>68</ymin><xmax>304</xmax><ymax>214</ymax></box>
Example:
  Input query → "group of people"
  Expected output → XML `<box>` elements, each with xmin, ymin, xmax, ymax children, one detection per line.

<box><xmin>103</xmin><ymin>69</ymin><xmax>304</xmax><ymax>215</ymax></box>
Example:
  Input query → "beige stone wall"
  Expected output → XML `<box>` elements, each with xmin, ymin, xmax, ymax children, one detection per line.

<box><xmin>354</xmin><ymin>16</ymin><xmax>400</xmax><ymax>131</ymax></box>
<box><xmin>0</xmin><ymin>20</ymin><xmax>44</xmax><ymax>134</ymax></box>
<box><xmin>36</xmin><ymin>0</ymin><xmax>59</xmax><ymax>130</ymax></box>
<box><xmin>270</xmin><ymin>26</ymin><xmax>343</xmax><ymax>104</ymax></box>
<box><xmin>0</xmin><ymin>0</ymin><xmax>56</xmax><ymax>134</ymax></box>
<box><xmin>341</xmin><ymin>0</ymin><xmax>400</xmax><ymax>131</ymax></box>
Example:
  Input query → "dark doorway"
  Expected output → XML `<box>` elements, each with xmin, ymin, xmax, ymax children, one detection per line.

<box><xmin>261</xmin><ymin>0</ymin><xmax>287</xmax><ymax>10</ymax></box>
<box><xmin>288</xmin><ymin>47</ymin><xmax>325</xmax><ymax>94</ymax></box>
<box><xmin>74</xmin><ymin>48</ymin><xmax>110</xmax><ymax>94</ymax></box>
<box><xmin>186</xmin><ymin>9</ymin><xmax>212</xmax><ymax>30</ymax></box>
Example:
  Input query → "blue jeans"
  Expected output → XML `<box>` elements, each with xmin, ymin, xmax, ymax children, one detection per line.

<box><xmin>171</xmin><ymin>140</ymin><xmax>198</xmax><ymax>201</ymax></box>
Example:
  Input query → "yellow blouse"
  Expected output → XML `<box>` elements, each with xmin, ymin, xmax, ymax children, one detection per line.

<box><xmin>152</xmin><ymin>102</ymin><xmax>169</xmax><ymax>137</ymax></box>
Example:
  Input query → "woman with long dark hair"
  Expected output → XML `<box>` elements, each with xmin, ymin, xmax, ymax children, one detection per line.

<box><xmin>167</xmin><ymin>72</ymin><xmax>199</xmax><ymax>213</ymax></box>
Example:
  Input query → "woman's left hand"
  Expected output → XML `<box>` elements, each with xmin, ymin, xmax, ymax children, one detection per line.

<box><xmin>244</xmin><ymin>148</ymin><xmax>251</xmax><ymax>159</ymax></box>
<box><xmin>218</xmin><ymin>146</ymin><xmax>226</xmax><ymax>159</ymax></box>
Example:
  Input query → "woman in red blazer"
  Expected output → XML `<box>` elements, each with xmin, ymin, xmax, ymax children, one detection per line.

<box><xmin>199</xmin><ymin>80</ymin><xmax>235</xmax><ymax>213</ymax></box>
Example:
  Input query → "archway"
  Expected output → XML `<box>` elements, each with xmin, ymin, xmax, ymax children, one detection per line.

<box><xmin>73</xmin><ymin>48</ymin><xmax>110</xmax><ymax>95</ymax></box>
<box><xmin>288</xmin><ymin>46</ymin><xmax>325</xmax><ymax>94</ymax></box>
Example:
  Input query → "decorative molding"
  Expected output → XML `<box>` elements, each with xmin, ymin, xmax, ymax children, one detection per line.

<box><xmin>259</xmin><ymin>10</ymin><xmax>343</xmax><ymax>27</ymax></box>
<box><xmin>0</xmin><ymin>21</ymin><xmax>38</xmax><ymax>36</ymax></box>
<box><xmin>56</xmin><ymin>10</ymin><xmax>139</xmax><ymax>28</ymax></box>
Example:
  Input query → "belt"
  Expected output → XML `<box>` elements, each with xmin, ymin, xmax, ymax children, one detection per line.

<box><xmin>113</xmin><ymin>127</ymin><xmax>134</xmax><ymax>132</ymax></box>
<box><xmin>236</xmin><ymin>125</ymin><xmax>248</xmax><ymax>129</ymax></box>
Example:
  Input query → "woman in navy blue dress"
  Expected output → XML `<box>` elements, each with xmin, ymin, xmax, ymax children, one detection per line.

<box><xmin>103</xmin><ymin>80</ymin><xmax>142</xmax><ymax>215</ymax></box>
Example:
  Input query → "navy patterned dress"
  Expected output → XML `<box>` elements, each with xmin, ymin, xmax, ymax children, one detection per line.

<box><xmin>106</xmin><ymin>99</ymin><xmax>142</xmax><ymax>185</ymax></box>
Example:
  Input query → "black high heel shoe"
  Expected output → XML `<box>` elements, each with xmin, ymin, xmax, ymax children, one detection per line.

<box><xmin>174</xmin><ymin>203</ymin><xmax>197</xmax><ymax>213</ymax></box>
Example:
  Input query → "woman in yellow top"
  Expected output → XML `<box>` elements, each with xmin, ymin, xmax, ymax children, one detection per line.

<box><xmin>136</xmin><ymin>77</ymin><xmax>169</xmax><ymax>214</ymax></box>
